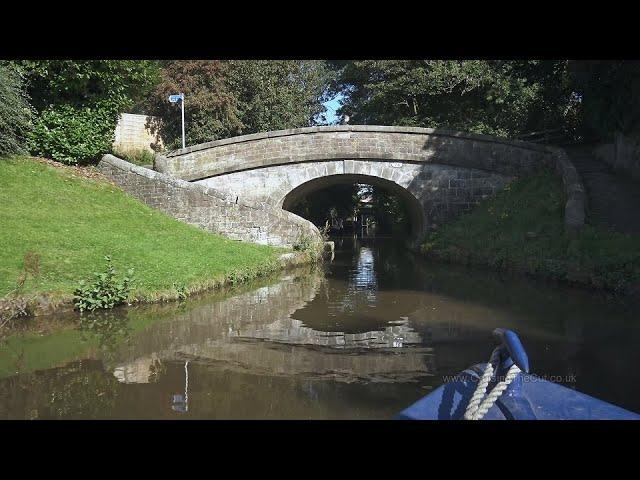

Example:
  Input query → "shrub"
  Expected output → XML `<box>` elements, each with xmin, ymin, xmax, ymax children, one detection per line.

<box><xmin>172</xmin><ymin>282</ymin><xmax>188</xmax><ymax>301</ymax></box>
<box><xmin>0</xmin><ymin>64</ymin><xmax>34</xmax><ymax>156</ymax></box>
<box><xmin>29</xmin><ymin>103</ymin><xmax>118</xmax><ymax>165</ymax></box>
<box><xmin>293</xmin><ymin>234</ymin><xmax>313</xmax><ymax>252</ymax></box>
<box><xmin>112</xmin><ymin>147</ymin><xmax>156</xmax><ymax>166</ymax></box>
<box><xmin>319</xmin><ymin>220</ymin><xmax>331</xmax><ymax>241</ymax></box>
<box><xmin>74</xmin><ymin>256</ymin><xmax>134</xmax><ymax>312</ymax></box>
<box><xmin>0</xmin><ymin>295</ymin><xmax>30</xmax><ymax>334</ymax></box>
<box><xmin>17</xmin><ymin>60</ymin><xmax>161</xmax><ymax>164</ymax></box>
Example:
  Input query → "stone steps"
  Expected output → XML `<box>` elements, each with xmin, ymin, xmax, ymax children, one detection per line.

<box><xmin>567</xmin><ymin>150</ymin><xmax>640</xmax><ymax>236</ymax></box>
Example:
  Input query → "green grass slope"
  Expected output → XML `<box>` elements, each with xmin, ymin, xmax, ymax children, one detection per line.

<box><xmin>0</xmin><ymin>157</ymin><xmax>283</xmax><ymax>300</ymax></box>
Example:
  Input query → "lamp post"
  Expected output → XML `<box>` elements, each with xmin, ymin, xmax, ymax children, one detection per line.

<box><xmin>168</xmin><ymin>93</ymin><xmax>186</xmax><ymax>149</ymax></box>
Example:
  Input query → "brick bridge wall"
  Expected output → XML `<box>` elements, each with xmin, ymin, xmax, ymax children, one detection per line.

<box><xmin>97</xmin><ymin>155</ymin><xmax>322</xmax><ymax>248</ymax></box>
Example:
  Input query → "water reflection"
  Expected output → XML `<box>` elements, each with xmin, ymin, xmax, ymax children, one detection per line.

<box><xmin>2</xmin><ymin>237</ymin><xmax>640</xmax><ymax>419</ymax></box>
<box><xmin>233</xmin><ymin>317</ymin><xmax>422</xmax><ymax>349</ymax></box>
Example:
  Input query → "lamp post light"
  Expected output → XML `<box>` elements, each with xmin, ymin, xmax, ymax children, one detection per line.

<box><xmin>168</xmin><ymin>93</ymin><xmax>186</xmax><ymax>149</ymax></box>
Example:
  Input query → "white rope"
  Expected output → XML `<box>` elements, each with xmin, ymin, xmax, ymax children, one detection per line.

<box><xmin>464</xmin><ymin>349</ymin><xmax>521</xmax><ymax>420</ymax></box>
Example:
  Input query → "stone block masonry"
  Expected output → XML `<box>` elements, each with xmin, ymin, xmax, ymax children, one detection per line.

<box><xmin>196</xmin><ymin>159</ymin><xmax>513</xmax><ymax>238</ymax></box>
<box><xmin>113</xmin><ymin>113</ymin><xmax>163</xmax><ymax>153</ymax></box>
<box><xmin>100</xmin><ymin>126</ymin><xmax>586</xmax><ymax>248</ymax></box>
<box><xmin>155</xmin><ymin>125</ymin><xmax>552</xmax><ymax>182</ymax></box>
<box><xmin>154</xmin><ymin>125</ymin><xmax>586</xmax><ymax>237</ymax></box>
<box><xmin>98</xmin><ymin>155</ymin><xmax>322</xmax><ymax>248</ymax></box>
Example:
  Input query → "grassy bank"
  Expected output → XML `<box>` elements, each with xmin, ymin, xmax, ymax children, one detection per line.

<box><xmin>421</xmin><ymin>170</ymin><xmax>640</xmax><ymax>293</ymax></box>
<box><xmin>0</xmin><ymin>156</ymin><xmax>289</xmax><ymax>317</ymax></box>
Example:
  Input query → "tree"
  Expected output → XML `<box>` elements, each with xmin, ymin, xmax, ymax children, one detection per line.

<box><xmin>145</xmin><ymin>60</ymin><xmax>243</xmax><ymax>149</ymax></box>
<box><xmin>331</xmin><ymin>60</ymin><xmax>576</xmax><ymax>138</ymax></box>
<box><xmin>0</xmin><ymin>63</ymin><xmax>34</xmax><ymax>156</ymax></box>
<box><xmin>16</xmin><ymin>60</ymin><xmax>160</xmax><ymax>164</ymax></box>
<box><xmin>15</xmin><ymin>60</ymin><xmax>160</xmax><ymax>112</ymax></box>
<box><xmin>228</xmin><ymin>60</ymin><xmax>333</xmax><ymax>132</ymax></box>
<box><xmin>145</xmin><ymin>60</ymin><xmax>334</xmax><ymax>150</ymax></box>
<box><xmin>569</xmin><ymin>60</ymin><xmax>640</xmax><ymax>141</ymax></box>
<box><xmin>289</xmin><ymin>184</ymin><xmax>360</xmax><ymax>227</ymax></box>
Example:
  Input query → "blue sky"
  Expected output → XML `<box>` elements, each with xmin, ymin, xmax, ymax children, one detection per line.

<box><xmin>322</xmin><ymin>93</ymin><xmax>344</xmax><ymax>125</ymax></box>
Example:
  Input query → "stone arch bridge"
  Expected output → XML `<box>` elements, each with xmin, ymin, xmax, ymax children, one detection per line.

<box><xmin>99</xmin><ymin>125</ymin><xmax>584</xmax><ymax>248</ymax></box>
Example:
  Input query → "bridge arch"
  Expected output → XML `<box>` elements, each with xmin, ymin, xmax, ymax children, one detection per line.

<box><xmin>281</xmin><ymin>173</ymin><xmax>426</xmax><ymax>241</ymax></box>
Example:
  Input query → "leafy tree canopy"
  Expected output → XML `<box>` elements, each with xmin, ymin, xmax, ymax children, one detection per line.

<box><xmin>229</xmin><ymin>60</ymin><xmax>334</xmax><ymax>131</ymax></box>
<box><xmin>330</xmin><ymin>60</ymin><xmax>577</xmax><ymax>138</ymax></box>
<box><xmin>569</xmin><ymin>60</ymin><xmax>640</xmax><ymax>140</ymax></box>
<box><xmin>145</xmin><ymin>60</ymin><xmax>334</xmax><ymax>149</ymax></box>
<box><xmin>145</xmin><ymin>60</ymin><xmax>243</xmax><ymax>148</ymax></box>
<box><xmin>14</xmin><ymin>60</ymin><xmax>160</xmax><ymax>112</ymax></box>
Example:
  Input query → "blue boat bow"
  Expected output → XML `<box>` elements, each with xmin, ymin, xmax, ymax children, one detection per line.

<box><xmin>396</xmin><ymin>328</ymin><xmax>640</xmax><ymax>420</ymax></box>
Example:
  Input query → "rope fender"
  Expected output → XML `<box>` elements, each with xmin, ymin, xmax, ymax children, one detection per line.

<box><xmin>464</xmin><ymin>348</ymin><xmax>521</xmax><ymax>420</ymax></box>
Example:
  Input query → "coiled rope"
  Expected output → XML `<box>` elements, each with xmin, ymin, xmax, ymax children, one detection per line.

<box><xmin>464</xmin><ymin>349</ymin><xmax>521</xmax><ymax>420</ymax></box>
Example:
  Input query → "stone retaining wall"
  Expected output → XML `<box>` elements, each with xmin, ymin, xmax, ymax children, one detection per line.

<box><xmin>593</xmin><ymin>132</ymin><xmax>640</xmax><ymax>181</ymax></box>
<box><xmin>97</xmin><ymin>155</ymin><xmax>322</xmax><ymax>248</ymax></box>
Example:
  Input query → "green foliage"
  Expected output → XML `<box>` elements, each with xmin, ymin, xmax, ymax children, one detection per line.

<box><xmin>290</xmin><ymin>183</ymin><xmax>360</xmax><ymax>227</ymax></box>
<box><xmin>569</xmin><ymin>60</ymin><xmax>640</xmax><ymax>140</ymax></box>
<box><xmin>144</xmin><ymin>60</ymin><xmax>333</xmax><ymax>149</ymax></box>
<box><xmin>112</xmin><ymin>147</ymin><xmax>155</xmax><ymax>166</ymax></box>
<box><xmin>172</xmin><ymin>282</ymin><xmax>188</xmax><ymax>301</ymax></box>
<box><xmin>0</xmin><ymin>251</ymin><xmax>41</xmax><ymax>334</ymax></box>
<box><xmin>145</xmin><ymin>60</ymin><xmax>243</xmax><ymax>149</ymax></box>
<box><xmin>331</xmin><ymin>60</ymin><xmax>577</xmax><ymax>138</ymax></box>
<box><xmin>74</xmin><ymin>256</ymin><xmax>134</xmax><ymax>313</ymax></box>
<box><xmin>228</xmin><ymin>60</ymin><xmax>334</xmax><ymax>132</ymax></box>
<box><xmin>360</xmin><ymin>184</ymin><xmax>412</xmax><ymax>236</ymax></box>
<box><xmin>422</xmin><ymin>170</ymin><xmax>640</xmax><ymax>292</ymax></box>
<box><xmin>15</xmin><ymin>60</ymin><xmax>161</xmax><ymax>164</ymax></box>
<box><xmin>0</xmin><ymin>64</ymin><xmax>34</xmax><ymax>156</ymax></box>
<box><xmin>319</xmin><ymin>221</ymin><xmax>331</xmax><ymax>241</ymax></box>
<box><xmin>29</xmin><ymin>103</ymin><xmax>118</xmax><ymax>164</ymax></box>
<box><xmin>293</xmin><ymin>234</ymin><xmax>314</xmax><ymax>252</ymax></box>
<box><xmin>14</xmin><ymin>60</ymin><xmax>160</xmax><ymax>112</ymax></box>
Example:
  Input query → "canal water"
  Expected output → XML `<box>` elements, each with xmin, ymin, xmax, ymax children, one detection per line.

<box><xmin>2</xmin><ymin>237</ymin><xmax>640</xmax><ymax>419</ymax></box>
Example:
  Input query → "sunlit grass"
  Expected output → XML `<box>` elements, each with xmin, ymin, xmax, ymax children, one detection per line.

<box><xmin>0</xmin><ymin>156</ymin><xmax>283</xmax><ymax>300</ymax></box>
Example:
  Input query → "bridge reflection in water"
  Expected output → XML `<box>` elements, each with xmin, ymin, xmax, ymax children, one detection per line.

<box><xmin>111</xmin><ymin>246</ymin><xmax>435</xmax><ymax>388</ymax></box>
<box><xmin>4</xmin><ymin>238</ymin><xmax>640</xmax><ymax>419</ymax></box>
<box><xmin>96</xmin><ymin>237</ymin><xmax>640</xmax><ymax>420</ymax></box>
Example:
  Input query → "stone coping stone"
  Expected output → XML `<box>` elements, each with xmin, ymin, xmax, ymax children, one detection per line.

<box><xmin>164</xmin><ymin>125</ymin><xmax>553</xmax><ymax>158</ymax></box>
